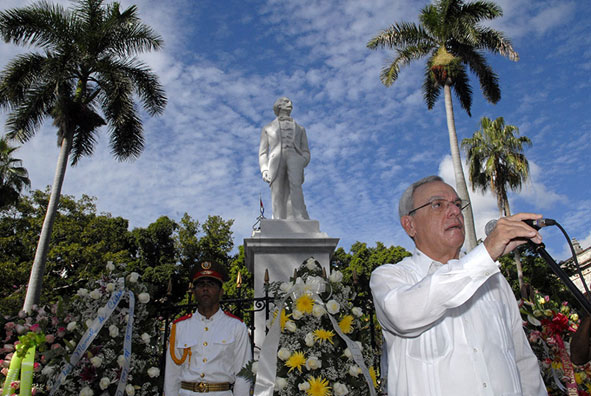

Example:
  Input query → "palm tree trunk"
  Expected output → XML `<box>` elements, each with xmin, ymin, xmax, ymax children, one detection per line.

<box><xmin>443</xmin><ymin>83</ymin><xmax>477</xmax><ymax>250</ymax></box>
<box><xmin>22</xmin><ymin>134</ymin><xmax>72</xmax><ymax>312</ymax></box>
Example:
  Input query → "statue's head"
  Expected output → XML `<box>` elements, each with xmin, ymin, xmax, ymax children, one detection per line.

<box><xmin>273</xmin><ymin>97</ymin><xmax>293</xmax><ymax>116</ymax></box>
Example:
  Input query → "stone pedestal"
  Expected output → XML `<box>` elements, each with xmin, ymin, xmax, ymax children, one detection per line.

<box><xmin>243</xmin><ymin>219</ymin><xmax>339</xmax><ymax>352</ymax></box>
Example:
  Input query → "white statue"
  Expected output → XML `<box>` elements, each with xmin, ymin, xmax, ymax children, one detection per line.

<box><xmin>259</xmin><ymin>97</ymin><xmax>310</xmax><ymax>220</ymax></box>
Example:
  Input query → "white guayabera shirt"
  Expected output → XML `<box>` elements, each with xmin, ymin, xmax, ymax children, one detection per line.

<box><xmin>370</xmin><ymin>244</ymin><xmax>547</xmax><ymax>396</ymax></box>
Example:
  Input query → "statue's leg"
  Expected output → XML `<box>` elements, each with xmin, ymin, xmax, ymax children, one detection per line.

<box><xmin>271</xmin><ymin>157</ymin><xmax>289</xmax><ymax>219</ymax></box>
<box><xmin>285</xmin><ymin>152</ymin><xmax>309</xmax><ymax>220</ymax></box>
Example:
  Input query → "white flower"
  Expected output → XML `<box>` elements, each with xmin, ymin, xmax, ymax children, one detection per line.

<box><xmin>79</xmin><ymin>386</ymin><xmax>94</xmax><ymax>396</ymax></box>
<box><xmin>275</xmin><ymin>377</ymin><xmax>287</xmax><ymax>390</ymax></box>
<box><xmin>77</xmin><ymin>288</ymin><xmax>89</xmax><ymax>297</ymax></box>
<box><xmin>348</xmin><ymin>365</ymin><xmax>362</xmax><ymax>377</ymax></box>
<box><xmin>138</xmin><ymin>292</ymin><xmax>150</xmax><ymax>304</ymax></box>
<box><xmin>305</xmin><ymin>257</ymin><xmax>318</xmax><ymax>270</ymax></box>
<box><xmin>298</xmin><ymin>382</ymin><xmax>311</xmax><ymax>391</ymax></box>
<box><xmin>89</xmin><ymin>289</ymin><xmax>101</xmax><ymax>300</ymax></box>
<box><xmin>329</xmin><ymin>270</ymin><xmax>343</xmax><ymax>283</ymax></box>
<box><xmin>251</xmin><ymin>361</ymin><xmax>258</xmax><ymax>375</ymax></box>
<box><xmin>312</xmin><ymin>305</ymin><xmax>326</xmax><ymax>318</ymax></box>
<box><xmin>147</xmin><ymin>367</ymin><xmax>160</xmax><ymax>378</ymax></box>
<box><xmin>90</xmin><ymin>356</ymin><xmax>103</xmax><ymax>367</ymax></box>
<box><xmin>97</xmin><ymin>307</ymin><xmax>107</xmax><ymax>317</ymax></box>
<box><xmin>277</xmin><ymin>347</ymin><xmax>291</xmax><ymax>361</ymax></box>
<box><xmin>66</xmin><ymin>321</ymin><xmax>77</xmax><ymax>331</ymax></box>
<box><xmin>351</xmin><ymin>307</ymin><xmax>363</xmax><ymax>317</ymax></box>
<box><xmin>343</xmin><ymin>348</ymin><xmax>352</xmax><ymax>359</ymax></box>
<box><xmin>285</xmin><ymin>320</ymin><xmax>297</xmax><ymax>333</ymax></box>
<box><xmin>41</xmin><ymin>365</ymin><xmax>55</xmax><ymax>376</ymax></box>
<box><xmin>109</xmin><ymin>325</ymin><xmax>119</xmax><ymax>338</ymax></box>
<box><xmin>106</xmin><ymin>261</ymin><xmax>115</xmax><ymax>271</ymax></box>
<box><xmin>106</xmin><ymin>283</ymin><xmax>115</xmax><ymax>292</ymax></box>
<box><xmin>141</xmin><ymin>333</ymin><xmax>151</xmax><ymax>344</ymax></box>
<box><xmin>305</xmin><ymin>276</ymin><xmax>326</xmax><ymax>294</ymax></box>
<box><xmin>305</xmin><ymin>332</ymin><xmax>315</xmax><ymax>347</ymax></box>
<box><xmin>279</xmin><ymin>282</ymin><xmax>293</xmax><ymax>293</ymax></box>
<box><xmin>85</xmin><ymin>319</ymin><xmax>93</xmax><ymax>328</ymax></box>
<box><xmin>125</xmin><ymin>384</ymin><xmax>135</xmax><ymax>395</ymax></box>
<box><xmin>16</xmin><ymin>324</ymin><xmax>27</xmax><ymax>334</ymax></box>
<box><xmin>334</xmin><ymin>382</ymin><xmax>349</xmax><ymax>396</ymax></box>
<box><xmin>305</xmin><ymin>356</ymin><xmax>322</xmax><ymax>370</ymax></box>
<box><xmin>128</xmin><ymin>272</ymin><xmax>140</xmax><ymax>283</ymax></box>
<box><xmin>292</xmin><ymin>309</ymin><xmax>303</xmax><ymax>320</ymax></box>
<box><xmin>117</xmin><ymin>355</ymin><xmax>126</xmax><ymax>367</ymax></box>
<box><xmin>326</xmin><ymin>299</ymin><xmax>340</xmax><ymax>314</ymax></box>
<box><xmin>99</xmin><ymin>377</ymin><xmax>110</xmax><ymax>390</ymax></box>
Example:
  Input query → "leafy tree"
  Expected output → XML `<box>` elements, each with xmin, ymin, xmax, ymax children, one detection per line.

<box><xmin>0</xmin><ymin>0</ymin><xmax>167</xmax><ymax>311</ymax></box>
<box><xmin>0</xmin><ymin>190</ymin><xmax>134</xmax><ymax>316</ymax></box>
<box><xmin>462</xmin><ymin>116</ymin><xmax>531</xmax><ymax>291</ymax></box>
<box><xmin>367</xmin><ymin>0</ymin><xmax>519</xmax><ymax>251</ymax></box>
<box><xmin>0</xmin><ymin>136</ymin><xmax>31</xmax><ymax>209</ymax></box>
<box><xmin>462</xmin><ymin>116</ymin><xmax>531</xmax><ymax>217</ymax></box>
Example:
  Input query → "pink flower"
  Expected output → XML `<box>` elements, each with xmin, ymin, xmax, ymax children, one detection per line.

<box><xmin>51</xmin><ymin>317</ymin><xmax>59</xmax><ymax>326</ymax></box>
<box><xmin>30</xmin><ymin>324</ymin><xmax>41</xmax><ymax>333</ymax></box>
<box><xmin>10</xmin><ymin>380</ymin><xmax>19</xmax><ymax>389</ymax></box>
<box><xmin>544</xmin><ymin>295</ymin><xmax>550</xmax><ymax>302</ymax></box>
<box><xmin>51</xmin><ymin>343</ymin><xmax>62</xmax><ymax>350</ymax></box>
<box><xmin>45</xmin><ymin>334</ymin><xmax>55</xmax><ymax>343</ymax></box>
<box><xmin>56</xmin><ymin>327</ymin><xmax>66</xmax><ymax>337</ymax></box>
<box><xmin>4</xmin><ymin>322</ymin><xmax>15</xmax><ymax>330</ymax></box>
<box><xmin>32</xmin><ymin>387</ymin><xmax>37</xmax><ymax>395</ymax></box>
<box><xmin>1</xmin><ymin>367</ymin><xmax>8</xmax><ymax>376</ymax></box>
<box><xmin>3</xmin><ymin>344</ymin><xmax>14</xmax><ymax>352</ymax></box>
<box><xmin>33</xmin><ymin>362</ymin><xmax>41</xmax><ymax>372</ymax></box>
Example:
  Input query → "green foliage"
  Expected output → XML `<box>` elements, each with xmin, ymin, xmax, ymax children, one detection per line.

<box><xmin>0</xmin><ymin>136</ymin><xmax>30</xmax><ymax>209</ymax></box>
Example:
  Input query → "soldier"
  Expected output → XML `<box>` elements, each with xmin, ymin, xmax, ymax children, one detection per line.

<box><xmin>164</xmin><ymin>261</ymin><xmax>252</xmax><ymax>395</ymax></box>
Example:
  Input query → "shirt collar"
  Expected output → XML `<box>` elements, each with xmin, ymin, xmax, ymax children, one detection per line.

<box><xmin>194</xmin><ymin>308</ymin><xmax>221</xmax><ymax>321</ymax></box>
<box><xmin>413</xmin><ymin>248</ymin><xmax>444</xmax><ymax>277</ymax></box>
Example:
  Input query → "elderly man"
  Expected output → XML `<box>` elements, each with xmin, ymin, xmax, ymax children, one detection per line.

<box><xmin>164</xmin><ymin>261</ymin><xmax>252</xmax><ymax>395</ymax></box>
<box><xmin>370</xmin><ymin>175</ymin><xmax>547</xmax><ymax>396</ymax></box>
<box><xmin>259</xmin><ymin>96</ymin><xmax>310</xmax><ymax>220</ymax></box>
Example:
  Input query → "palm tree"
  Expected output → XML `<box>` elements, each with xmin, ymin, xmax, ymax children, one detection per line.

<box><xmin>0</xmin><ymin>0</ymin><xmax>167</xmax><ymax>312</ymax></box>
<box><xmin>367</xmin><ymin>0</ymin><xmax>518</xmax><ymax>251</ymax></box>
<box><xmin>462</xmin><ymin>116</ymin><xmax>531</xmax><ymax>290</ymax></box>
<box><xmin>0</xmin><ymin>136</ymin><xmax>31</xmax><ymax>209</ymax></box>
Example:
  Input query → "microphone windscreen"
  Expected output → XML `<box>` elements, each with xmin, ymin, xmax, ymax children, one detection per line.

<box><xmin>485</xmin><ymin>219</ymin><xmax>497</xmax><ymax>236</ymax></box>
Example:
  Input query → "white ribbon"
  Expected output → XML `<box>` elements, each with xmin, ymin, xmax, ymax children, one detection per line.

<box><xmin>50</xmin><ymin>287</ymin><xmax>135</xmax><ymax>395</ymax></box>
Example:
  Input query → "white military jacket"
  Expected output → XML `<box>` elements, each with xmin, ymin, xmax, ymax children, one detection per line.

<box><xmin>164</xmin><ymin>309</ymin><xmax>252</xmax><ymax>396</ymax></box>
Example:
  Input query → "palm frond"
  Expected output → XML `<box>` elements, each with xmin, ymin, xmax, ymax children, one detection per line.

<box><xmin>450</xmin><ymin>64</ymin><xmax>472</xmax><ymax>115</ymax></box>
<box><xmin>367</xmin><ymin>22</ymin><xmax>431</xmax><ymax>50</ymax></box>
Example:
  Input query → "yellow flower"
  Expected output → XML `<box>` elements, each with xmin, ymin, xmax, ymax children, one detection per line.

<box><xmin>313</xmin><ymin>329</ymin><xmax>335</xmax><ymax>344</ymax></box>
<box><xmin>296</xmin><ymin>294</ymin><xmax>315</xmax><ymax>314</ymax></box>
<box><xmin>280</xmin><ymin>309</ymin><xmax>291</xmax><ymax>331</ymax></box>
<box><xmin>338</xmin><ymin>315</ymin><xmax>354</xmax><ymax>334</ymax></box>
<box><xmin>369</xmin><ymin>366</ymin><xmax>378</xmax><ymax>389</ymax></box>
<box><xmin>551</xmin><ymin>360</ymin><xmax>563</xmax><ymax>370</ymax></box>
<box><xmin>538</xmin><ymin>297</ymin><xmax>546</xmax><ymax>305</ymax></box>
<box><xmin>285</xmin><ymin>351</ymin><xmax>307</xmax><ymax>373</ymax></box>
<box><xmin>306</xmin><ymin>376</ymin><xmax>331</xmax><ymax>396</ymax></box>
<box><xmin>575</xmin><ymin>372</ymin><xmax>584</xmax><ymax>384</ymax></box>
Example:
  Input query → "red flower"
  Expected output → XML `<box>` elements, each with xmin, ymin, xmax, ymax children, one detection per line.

<box><xmin>542</xmin><ymin>312</ymin><xmax>570</xmax><ymax>335</ymax></box>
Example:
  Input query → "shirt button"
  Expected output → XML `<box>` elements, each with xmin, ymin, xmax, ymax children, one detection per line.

<box><xmin>203</xmin><ymin>358</ymin><xmax>207</xmax><ymax>363</ymax></box>
<box><xmin>203</xmin><ymin>342</ymin><xmax>208</xmax><ymax>346</ymax></box>
<box><xmin>473</xmin><ymin>348</ymin><xmax>478</xmax><ymax>353</ymax></box>
<box><xmin>204</xmin><ymin>327</ymin><xmax>208</xmax><ymax>331</ymax></box>
<box><xmin>483</xmin><ymin>383</ymin><xmax>487</xmax><ymax>388</ymax></box>
<box><xmin>200</xmin><ymin>373</ymin><xmax>205</xmax><ymax>378</ymax></box>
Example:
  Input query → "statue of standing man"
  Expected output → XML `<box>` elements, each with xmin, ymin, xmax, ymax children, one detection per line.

<box><xmin>259</xmin><ymin>97</ymin><xmax>310</xmax><ymax>220</ymax></box>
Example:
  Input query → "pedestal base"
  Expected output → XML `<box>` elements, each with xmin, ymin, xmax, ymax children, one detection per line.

<box><xmin>243</xmin><ymin>219</ymin><xmax>339</xmax><ymax>352</ymax></box>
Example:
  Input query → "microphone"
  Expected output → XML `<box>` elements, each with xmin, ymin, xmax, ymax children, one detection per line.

<box><xmin>484</xmin><ymin>218</ymin><xmax>556</xmax><ymax>236</ymax></box>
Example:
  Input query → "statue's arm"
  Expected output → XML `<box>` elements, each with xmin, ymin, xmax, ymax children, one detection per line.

<box><xmin>300</xmin><ymin>126</ymin><xmax>310</xmax><ymax>166</ymax></box>
<box><xmin>259</xmin><ymin>127</ymin><xmax>269</xmax><ymax>174</ymax></box>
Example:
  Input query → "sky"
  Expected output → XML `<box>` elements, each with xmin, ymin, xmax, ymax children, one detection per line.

<box><xmin>0</xmin><ymin>0</ymin><xmax>589</xmax><ymax>263</ymax></box>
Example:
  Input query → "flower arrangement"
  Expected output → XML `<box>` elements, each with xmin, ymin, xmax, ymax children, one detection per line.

<box><xmin>241</xmin><ymin>257</ymin><xmax>378</xmax><ymax>395</ymax></box>
<box><xmin>520</xmin><ymin>290</ymin><xmax>591</xmax><ymax>395</ymax></box>
<box><xmin>0</xmin><ymin>262</ymin><xmax>163</xmax><ymax>395</ymax></box>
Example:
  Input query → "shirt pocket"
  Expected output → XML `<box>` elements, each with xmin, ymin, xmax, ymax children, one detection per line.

<box><xmin>211</xmin><ymin>333</ymin><xmax>236</xmax><ymax>372</ymax></box>
<box><xmin>406</xmin><ymin>323</ymin><xmax>452</xmax><ymax>362</ymax></box>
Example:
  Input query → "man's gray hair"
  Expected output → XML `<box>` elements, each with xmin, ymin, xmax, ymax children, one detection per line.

<box><xmin>398</xmin><ymin>175</ymin><xmax>444</xmax><ymax>219</ymax></box>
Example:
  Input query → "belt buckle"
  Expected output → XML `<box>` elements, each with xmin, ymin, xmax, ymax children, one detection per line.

<box><xmin>196</xmin><ymin>382</ymin><xmax>207</xmax><ymax>392</ymax></box>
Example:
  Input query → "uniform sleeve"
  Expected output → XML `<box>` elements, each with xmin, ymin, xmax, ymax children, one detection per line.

<box><xmin>500</xmin><ymin>277</ymin><xmax>548</xmax><ymax>396</ymax></box>
<box><xmin>370</xmin><ymin>244</ymin><xmax>500</xmax><ymax>337</ymax></box>
<box><xmin>232</xmin><ymin>321</ymin><xmax>252</xmax><ymax>396</ymax></box>
<box><xmin>164</xmin><ymin>326</ymin><xmax>182</xmax><ymax>396</ymax></box>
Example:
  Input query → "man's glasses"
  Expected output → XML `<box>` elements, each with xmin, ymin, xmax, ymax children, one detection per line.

<box><xmin>407</xmin><ymin>198</ymin><xmax>470</xmax><ymax>216</ymax></box>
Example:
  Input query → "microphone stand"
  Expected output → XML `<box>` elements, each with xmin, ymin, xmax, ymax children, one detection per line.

<box><xmin>528</xmin><ymin>241</ymin><xmax>591</xmax><ymax>316</ymax></box>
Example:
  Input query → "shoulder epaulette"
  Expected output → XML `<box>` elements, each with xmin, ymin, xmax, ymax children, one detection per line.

<box><xmin>173</xmin><ymin>313</ymin><xmax>192</xmax><ymax>324</ymax></box>
<box><xmin>224</xmin><ymin>311</ymin><xmax>243</xmax><ymax>322</ymax></box>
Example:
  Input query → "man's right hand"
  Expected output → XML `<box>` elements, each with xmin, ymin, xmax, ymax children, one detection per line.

<box><xmin>262</xmin><ymin>171</ymin><xmax>271</xmax><ymax>183</ymax></box>
<box><xmin>483</xmin><ymin>213</ymin><xmax>543</xmax><ymax>261</ymax></box>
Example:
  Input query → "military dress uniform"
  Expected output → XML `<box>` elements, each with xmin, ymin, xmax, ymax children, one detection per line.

<box><xmin>164</xmin><ymin>262</ymin><xmax>252</xmax><ymax>396</ymax></box>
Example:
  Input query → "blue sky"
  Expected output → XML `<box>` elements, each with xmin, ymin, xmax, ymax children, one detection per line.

<box><xmin>0</xmin><ymin>0</ymin><xmax>589</xmax><ymax>262</ymax></box>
